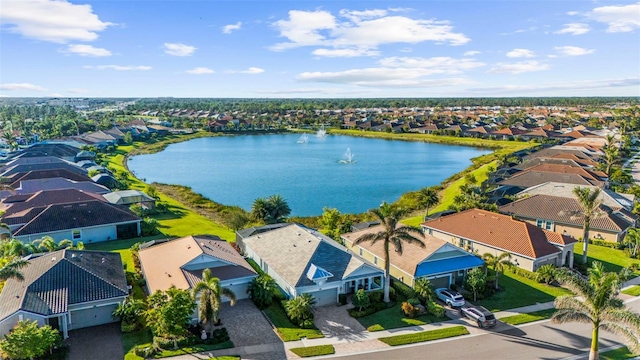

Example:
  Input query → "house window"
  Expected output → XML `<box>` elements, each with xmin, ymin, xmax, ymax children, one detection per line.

<box><xmin>458</xmin><ymin>270</ymin><xmax>465</xmax><ymax>276</ymax></box>
<box><xmin>359</xmin><ymin>248</ymin><xmax>363</xmax><ymax>256</ymax></box>
<box><xmin>374</xmin><ymin>256</ymin><xmax>378</xmax><ymax>265</ymax></box>
<box><xmin>459</xmin><ymin>238</ymin><xmax>465</xmax><ymax>248</ymax></box>
<box><xmin>428</xmin><ymin>228</ymin><xmax>433</xmax><ymax>235</ymax></box>
<box><xmin>536</xmin><ymin>220</ymin><xmax>543</xmax><ymax>228</ymax></box>
<box><xmin>536</xmin><ymin>220</ymin><xmax>553</xmax><ymax>230</ymax></box>
<box><xmin>545</xmin><ymin>221</ymin><xmax>553</xmax><ymax>231</ymax></box>
<box><xmin>72</xmin><ymin>230</ymin><xmax>81</xmax><ymax>240</ymax></box>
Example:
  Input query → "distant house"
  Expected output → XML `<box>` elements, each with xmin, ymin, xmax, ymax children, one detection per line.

<box><xmin>341</xmin><ymin>225</ymin><xmax>484</xmax><ymax>289</ymax></box>
<box><xmin>243</xmin><ymin>224</ymin><xmax>384</xmax><ymax>306</ymax></box>
<box><xmin>138</xmin><ymin>235</ymin><xmax>257</xmax><ymax>313</ymax></box>
<box><xmin>422</xmin><ymin>209</ymin><xmax>576</xmax><ymax>271</ymax></box>
<box><xmin>499</xmin><ymin>195</ymin><xmax>635</xmax><ymax>243</ymax></box>
<box><xmin>5</xmin><ymin>200</ymin><xmax>141</xmax><ymax>243</ymax></box>
<box><xmin>0</xmin><ymin>250</ymin><xmax>128</xmax><ymax>339</ymax></box>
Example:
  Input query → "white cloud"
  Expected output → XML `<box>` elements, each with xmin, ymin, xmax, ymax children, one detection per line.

<box><xmin>312</xmin><ymin>48</ymin><xmax>379</xmax><ymax>57</ymax></box>
<box><xmin>0</xmin><ymin>0</ymin><xmax>112</xmax><ymax>43</ymax></box>
<box><xmin>67</xmin><ymin>88</ymin><xmax>89</xmax><ymax>94</ymax></box>
<box><xmin>255</xmin><ymin>87</ymin><xmax>378</xmax><ymax>95</ymax></box>
<box><xmin>555</xmin><ymin>23</ymin><xmax>590</xmax><ymax>35</ymax></box>
<box><xmin>0</xmin><ymin>83</ymin><xmax>47</xmax><ymax>92</ymax></box>
<box><xmin>163</xmin><ymin>43</ymin><xmax>196</xmax><ymax>56</ymax></box>
<box><xmin>270</xmin><ymin>9</ymin><xmax>469</xmax><ymax>57</ymax></box>
<box><xmin>84</xmin><ymin>65</ymin><xmax>152</xmax><ymax>71</ymax></box>
<box><xmin>554</xmin><ymin>46</ymin><xmax>595</xmax><ymax>56</ymax></box>
<box><xmin>65</xmin><ymin>44</ymin><xmax>111</xmax><ymax>57</ymax></box>
<box><xmin>240</xmin><ymin>67</ymin><xmax>265</xmax><ymax>74</ymax></box>
<box><xmin>222</xmin><ymin>22</ymin><xmax>242</xmax><ymax>34</ymax></box>
<box><xmin>297</xmin><ymin>68</ymin><xmax>472</xmax><ymax>87</ymax></box>
<box><xmin>506</xmin><ymin>48</ymin><xmax>536</xmax><ymax>58</ymax></box>
<box><xmin>589</xmin><ymin>3</ymin><xmax>640</xmax><ymax>32</ymax></box>
<box><xmin>398</xmin><ymin>47</ymin><xmax>413</xmax><ymax>53</ymax></box>
<box><xmin>467</xmin><ymin>77</ymin><xmax>640</xmax><ymax>94</ymax></box>
<box><xmin>378</xmin><ymin>56</ymin><xmax>485</xmax><ymax>73</ymax></box>
<box><xmin>487</xmin><ymin>60</ymin><xmax>549</xmax><ymax>74</ymax></box>
<box><xmin>186</xmin><ymin>67</ymin><xmax>215</xmax><ymax>75</ymax></box>
<box><xmin>567</xmin><ymin>11</ymin><xmax>579</xmax><ymax>16</ymax></box>
<box><xmin>463</xmin><ymin>50</ymin><xmax>481</xmax><ymax>56</ymax></box>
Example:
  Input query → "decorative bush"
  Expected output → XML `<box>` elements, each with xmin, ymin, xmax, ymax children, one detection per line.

<box><xmin>536</xmin><ymin>264</ymin><xmax>557</xmax><ymax>284</ymax></box>
<box><xmin>352</xmin><ymin>289</ymin><xmax>371</xmax><ymax>311</ymax></box>
<box><xmin>401</xmin><ymin>302</ymin><xmax>419</xmax><ymax>318</ymax></box>
<box><xmin>407</xmin><ymin>297</ymin><xmax>421</xmax><ymax>306</ymax></box>
<box><xmin>427</xmin><ymin>301</ymin><xmax>445</xmax><ymax>318</ymax></box>
<box><xmin>121</xmin><ymin>321</ymin><xmax>137</xmax><ymax>333</ymax></box>
<box><xmin>392</xmin><ymin>279</ymin><xmax>415</xmax><ymax>299</ymax></box>
<box><xmin>348</xmin><ymin>307</ymin><xmax>378</xmax><ymax>318</ymax></box>
<box><xmin>134</xmin><ymin>345</ymin><xmax>156</xmax><ymax>358</ymax></box>
<box><xmin>368</xmin><ymin>290</ymin><xmax>384</xmax><ymax>304</ymax></box>
<box><xmin>587</xmin><ymin>238</ymin><xmax>624</xmax><ymax>249</ymax></box>
<box><xmin>508</xmin><ymin>266</ymin><xmax>539</xmax><ymax>281</ymax></box>
<box><xmin>338</xmin><ymin>293</ymin><xmax>347</xmax><ymax>306</ymax></box>
<box><xmin>283</xmin><ymin>294</ymin><xmax>316</xmax><ymax>328</ymax></box>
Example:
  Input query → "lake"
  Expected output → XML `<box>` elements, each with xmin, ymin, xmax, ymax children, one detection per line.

<box><xmin>128</xmin><ymin>134</ymin><xmax>492</xmax><ymax>216</ymax></box>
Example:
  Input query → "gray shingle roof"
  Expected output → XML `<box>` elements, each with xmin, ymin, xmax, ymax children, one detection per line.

<box><xmin>498</xmin><ymin>170</ymin><xmax>598</xmax><ymax>188</ymax></box>
<box><xmin>499</xmin><ymin>195</ymin><xmax>633</xmax><ymax>232</ymax></box>
<box><xmin>0</xmin><ymin>250</ymin><xmax>127</xmax><ymax>321</ymax></box>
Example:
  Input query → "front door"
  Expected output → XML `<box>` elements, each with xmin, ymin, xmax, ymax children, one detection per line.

<box><xmin>48</xmin><ymin>316</ymin><xmax>60</xmax><ymax>330</ymax></box>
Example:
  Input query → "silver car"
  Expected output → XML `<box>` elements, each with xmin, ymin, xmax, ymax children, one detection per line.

<box><xmin>435</xmin><ymin>288</ymin><xmax>466</xmax><ymax>307</ymax></box>
<box><xmin>460</xmin><ymin>305</ymin><xmax>497</xmax><ymax>328</ymax></box>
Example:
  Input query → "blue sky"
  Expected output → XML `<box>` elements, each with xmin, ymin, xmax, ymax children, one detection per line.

<box><xmin>1</xmin><ymin>0</ymin><xmax>639</xmax><ymax>98</ymax></box>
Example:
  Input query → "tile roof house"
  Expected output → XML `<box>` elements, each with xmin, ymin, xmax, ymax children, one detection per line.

<box><xmin>12</xmin><ymin>177</ymin><xmax>111</xmax><ymax>195</ymax></box>
<box><xmin>422</xmin><ymin>209</ymin><xmax>577</xmax><ymax>271</ymax></box>
<box><xmin>0</xmin><ymin>188</ymin><xmax>106</xmax><ymax>215</ymax></box>
<box><xmin>243</xmin><ymin>224</ymin><xmax>384</xmax><ymax>306</ymax></box>
<box><xmin>0</xmin><ymin>250</ymin><xmax>128</xmax><ymax>339</ymax></box>
<box><xmin>517</xmin><ymin>182</ymin><xmax>635</xmax><ymax>211</ymax></box>
<box><xmin>341</xmin><ymin>225</ymin><xmax>484</xmax><ymax>289</ymax></box>
<box><xmin>138</xmin><ymin>235</ymin><xmax>257</xmax><ymax>309</ymax></box>
<box><xmin>4</xmin><ymin>169</ymin><xmax>92</xmax><ymax>188</ymax></box>
<box><xmin>4</xmin><ymin>200</ymin><xmax>141</xmax><ymax>244</ymax></box>
<box><xmin>497</xmin><ymin>170</ymin><xmax>600</xmax><ymax>189</ymax></box>
<box><xmin>499</xmin><ymin>194</ymin><xmax>635</xmax><ymax>243</ymax></box>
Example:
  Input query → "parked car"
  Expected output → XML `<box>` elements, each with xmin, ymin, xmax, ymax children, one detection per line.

<box><xmin>460</xmin><ymin>305</ymin><xmax>497</xmax><ymax>328</ymax></box>
<box><xmin>434</xmin><ymin>288</ymin><xmax>465</xmax><ymax>307</ymax></box>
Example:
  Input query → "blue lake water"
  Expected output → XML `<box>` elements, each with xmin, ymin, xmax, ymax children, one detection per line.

<box><xmin>128</xmin><ymin>134</ymin><xmax>492</xmax><ymax>216</ymax></box>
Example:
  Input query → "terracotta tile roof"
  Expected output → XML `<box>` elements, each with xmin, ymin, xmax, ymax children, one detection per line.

<box><xmin>138</xmin><ymin>235</ymin><xmax>256</xmax><ymax>294</ymax></box>
<box><xmin>525</xmin><ymin>163</ymin><xmax>606</xmax><ymax>181</ymax></box>
<box><xmin>341</xmin><ymin>224</ymin><xmax>446</xmax><ymax>276</ymax></box>
<box><xmin>422</xmin><ymin>209</ymin><xmax>566</xmax><ymax>259</ymax></box>
<box><xmin>0</xmin><ymin>250</ymin><xmax>127</xmax><ymax>321</ymax></box>
<box><xmin>499</xmin><ymin>195</ymin><xmax>633</xmax><ymax>232</ymax></box>
<box><xmin>548</xmin><ymin>153</ymin><xmax>600</xmax><ymax>167</ymax></box>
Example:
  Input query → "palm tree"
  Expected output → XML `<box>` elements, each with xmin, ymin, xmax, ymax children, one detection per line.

<box><xmin>416</xmin><ymin>187</ymin><xmax>439</xmax><ymax>219</ymax></box>
<box><xmin>0</xmin><ymin>258</ymin><xmax>29</xmax><ymax>281</ymax></box>
<box><xmin>482</xmin><ymin>252</ymin><xmax>513</xmax><ymax>289</ymax></box>
<box><xmin>1</xmin><ymin>238</ymin><xmax>36</xmax><ymax>257</ymax></box>
<box><xmin>266</xmin><ymin>194</ymin><xmax>291</xmax><ymax>224</ymax></box>
<box><xmin>552</xmin><ymin>262</ymin><xmax>640</xmax><ymax>360</ymax></box>
<box><xmin>572</xmin><ymin>187</ymin><xmax>602</xmax><ymax>265</ymax></box>
<box><xmin>192</xmin><ymin>268</ymin><xmax>236</xmax><ymax>338</ymax></box>
<box><xmin>247</xmin><ymin>274</ymin><xmax>277</xmax><ymax>310</ymax></box>
<box><xmin>623</xmin><ymin>228</ymin><xmax>640</xmax><ymax>258</ymax></box>
<box><xmin>284</xmin><ymin>293</ymin><xmax>316</xmax><ymax>327</ymax></box>
<box><xmin>251</xmin><ymin>197</ymin><xmax>270</xmax><ymax>222</ymax></box>
<box><xmin>33</xmin><ymin>236</ymin><xmax>58</xmax><ymax>252</ymax></box>
<box><xmin>354</xmin><ymin>201</ymin><xmax>425</xmax><ymax>303</ymax></box>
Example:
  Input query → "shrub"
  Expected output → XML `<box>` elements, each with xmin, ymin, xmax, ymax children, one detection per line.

<box><xmin>352</xmin><ymin>289</ymin><xmax>371</xmax><ymax>311</ymax></box>
<box><xmin>407</xmin><ymin>297</ymin><xmax>421</xmax><ymax>306</ymax></box>
<box><xmin>283</xmin><ymin>294</ymin><xmax>315</xmax><ymax>328</ymax></box>
<box><xmin>247</xmin><ymin>274</ymin><xmax>277</xmax><ymax>310</ymax></box>
<box><xmin>338</xmin><ymin>293</ymin><xmax>347</xmax><ymax>306</ymax></box>
<box><xmin>401</xmin><ymin>302</ymin><xmax>419</xmax><ymax>318</ymax></box>
<box><xmin>134</xmin><ymin>345</ymin><xmax>156</xmax><ymax>358</ymax></box>
<box><xmin>536</xmin><ymin>264</ymin><xmax>557</xmax><ymax>284</ymax></box>
<box><xmin>121</xmin><ymin>321</ymin><xmax>138</xmax><ymax>333</ymax></box>
<box><xmin>368</xmin><ymin>290</ymin><xmax>384</xmax><ymax>304</ymax></box>
<box><xmin>587</xmin><ymin>238</ymin><xmax>624</xmax><ymax>249</ymax></box>
<box><xmin>427</xmin><ymin>301</ymin><xmax>445</xmax><ymax>318</ymax></box>
<box><xmin>392</xmin><ymin>279</ymin><xmax>415</xmax><ymax>299</ymax></box>
<box><xmin>367</xmin><ymin>324</ymin><xmax>384</xmax><ymax>332</ymax></box>
<box><xmin>508</xmin><ymin>266</ymin><xmax>538</xmax><ymax>281</ymax></box>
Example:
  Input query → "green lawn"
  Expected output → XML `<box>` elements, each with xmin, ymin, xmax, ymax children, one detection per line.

<box><xmin>262</xmin><ymin>303</ymin><xmax>324</xmax><ymax>342</ymax></box>
<box><xmin>475</xmin><ymin>271</ymin><xmax>570</xmax><ymax>312</ymax></box>
<box><xmin>378</xmin><ymin>325</ymin><xmax>469</xmax><ymax>346</ymax></box>
<box><xmin>356</xmin><ymin>299</ymin><xmax>448</xmax><ymax>331</ymax></box>
<box><xmin>289</xmin><ymin>345</ymin><xmax>335</xmax><ymax>357</ymax></box>
<box><xmin>622</xmin><ymin>285</ymin><xmax>640</xmax><ymax>296</ymax></box>
<box><xmin>499</xmin><ymin>308</ymin><xmax>556</xmax><ymax>325</ymax></box>
<box><xmin>122</xmin><ymin>328</ymin><xmax>153</xmax><ymax>360</ymax></box>
<box><xmin>600</xmin><ymin>346</ymin><xmax>636</xmax><ymax>360</ymax></box>
<box><xmin>153</xmin><ymin>341</ymin><xmax>234</xmax><ymax>358</ymax></box>
<box><xmin>574</xmin><ymin>244</ymin><xmax>640</xmax><ymax>274</ymax></box>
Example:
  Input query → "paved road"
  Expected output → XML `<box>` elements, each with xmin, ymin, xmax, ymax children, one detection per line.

<box><xmin>329</xmin><ymin>297</ymin><xmax>640</xmax><ymax>360</ymax></box>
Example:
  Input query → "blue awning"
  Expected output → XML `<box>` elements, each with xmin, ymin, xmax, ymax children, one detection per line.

<box><xmin>415</xmin><ymin>255</ymin><xmax>485</xmax><ymax>278</ymax></box>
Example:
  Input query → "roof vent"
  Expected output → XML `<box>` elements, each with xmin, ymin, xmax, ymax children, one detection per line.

<box><xmin>51</xmin><ymin>257</ymin><xmax>56</xmax><ymax>261</ymax></box>
<box><xmin>101</xmin><ymin>257</ymin><xmax>105</xmax><ymax>263</ymax></box>
<box><xmin>71</xmin><ymin>253</ymin><xmax>76</xmax><ymax>258</ymax></box>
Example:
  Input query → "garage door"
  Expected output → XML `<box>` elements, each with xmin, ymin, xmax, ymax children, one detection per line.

<box><xmin>311</xmin><ymin>288</ymin><xmax>338</xmax><ymax>307</ymax></box>
<box><xmin>428</xmin><ymin>275</ymin><xmax>451</xmax><ymax>289</ymax></box>
<box><xmin>223</xmin><ymin>283</ymin><xmax>250</xmax><ymax>301</ymax></box>
<box><xmin>70</xmin><ymin>304</ymin><xmax>119</xmax><ymax>330</ymax></box>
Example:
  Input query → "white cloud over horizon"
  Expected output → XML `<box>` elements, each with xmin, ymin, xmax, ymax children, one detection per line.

<box><xmin>555</xmin><ymin>23</ymin><xmax>590</xmax><ymax>35</ymax></box>
<box><xmin>0</xmin><ymin>0</ymin><xmax>113</xmax><ymax>43</ymax></box>
<box><xmin>84</xmin><ymin>65</ymin><xmax>152</xmax><ymax>71</ymax></box>
<box><xmin>487</xmin><ymin>60</ymin><xmax>549</xmax><ymax>74</ymax></box>
<box><xmin>164</xmin><ymin>43</ymin><xmax>196</xmax><ymax>56</ymax></box>
<box><xmin>589</xmin><ymin>3</ymin><xmax>640</xmax><ymax>33</ymax></box>
<box><xmin>65</xmin><ymin>44</ymin><xmax>112</xmax><ymax>57</ymax></box>
<box><xmin>186</xmin><ymin>67</ymin><xmax>215</xmax><ymax>74</ymax></box>
<box><xmin>222</xmin><ymin>22</ymin><xmax>242</xmax><ymax>34</ymax></box>
<box><xmin>0</xmin><ymin>83</ymin><xmax>47</xmax><ymax>92</ymax></box>
<box><xmin>506</xmin><ymin>49</ymin><xmax>536</xmax><ymax>58</ymax></box>
<box><xmin>554</xmin><ymin>46</ymin><xmax>595</xmax><ymax>56</ymax></box>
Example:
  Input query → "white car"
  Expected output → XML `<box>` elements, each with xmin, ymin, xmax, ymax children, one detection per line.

<box><xmin>434</xmin><ymin>288</ymin><xmax>466</xmax><ymax>308</ymax></box>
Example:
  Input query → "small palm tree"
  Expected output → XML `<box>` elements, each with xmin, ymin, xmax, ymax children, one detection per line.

<box><xmin>482</xmin><ymin>252</ymin><xmax>513</xmax><ymax>289</ymax></box>
<box><xmin>623</xmin><ymin>228</ymin><xmax>640</xmax><ymax>258</ymax></box>
<box><xmin>0</xmin><ymin>258</ymin><xmax>29</xmax><ymax>281</ymax></box>
<box><xmin>266</xmin><ymin>194</ymin><xmax>291</xmax><ymax>224</ymax></box>
<box><xmin>192</xmin><ymin>268</ymin><xmax>236</xmax><ymax>338</ymax></box>
<box><xmin>33</xmin><ymin>236</ymin><xmax>58</xmax><ymax>252</ymax></box>
<box><xmin>572</xmin><ymin>187</ymin><xmax>603</xmax><ymax>265</ymax></box>
<box><xmin>553</xmin><ymin>262</ymin><xmax>640</xmax><ymax>360</ymax></box>
<box><xmin>413</xmin><ymin>278</ymin><xmax>434</xmax><ymax>303</ymax></box>
<box><xmin>247</xmin><ymin>274</ymin><xmax>277</xmax><ymax>310</ymax></box>
<box><xmin>416</xmin><ymin>187</ymin><xmax>439</xmax><ymax>219</ymax></box>
<box><xmin>284</xmin><ymin>293</ymin><xmax>316</xmax><ymax>328</ymax></box>
<box><xmin>354</xmin><ymin>201</ymin><xmax>425</xmax><ymax>303</ymax></box>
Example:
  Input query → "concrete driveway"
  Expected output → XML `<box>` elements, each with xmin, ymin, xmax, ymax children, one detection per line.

<box><xmin>218</xmin><ymin>299</ymin><xmax>281</xmax><ymax>347</ymax></box>
<box><xmin>313</xmin><ymin>304</ymin><xmax>368</xmax><ymax>342</ymax></box>
<box><xmin>66</xmin><ymin>322</ymin><xmax>123</xmax><ymax>360</ymax></box>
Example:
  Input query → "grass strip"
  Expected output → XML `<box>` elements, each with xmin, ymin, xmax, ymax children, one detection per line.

<box><xmin>153</xmin><ymin>341</ymin><xmax>234</xmax><ymax>358</ymax></box>
<box><xmin>378</xmin><ymin>326</ymin><xmax>469</xmax><ymax>346</ymax></box>
<box><xmin>499</xmin><ymin>308</ymin><xmax>556</xmax><ymax>325</ymax></box>
<box><xmin>262</xmin><ymin>303</ymin><xmax>324</xmax><ymax>342</ymax></box>
<box><xmin>622</xmin><ymin>285</ymin><xmax>640</xmax><ymax>296</ymax></box>
<box><xmin>600</xmin><ymin>346</ymin><xmax>636</xmax><ymax>360</ymax></box>
<box><xmin>289</xmin><ymin>345</ymin><xmax>335</xmax><ymax>357</ymax></box>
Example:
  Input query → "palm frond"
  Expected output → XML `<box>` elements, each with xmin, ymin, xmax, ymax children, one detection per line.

<box><xmin>551</xmin><ymin>308</ymin><xmax>593</xmax><ymax>325</ymax></box>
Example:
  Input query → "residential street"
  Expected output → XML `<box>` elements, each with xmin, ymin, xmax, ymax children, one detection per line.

<box><xmin>328</xmin><ymin>297</ymin><xmax>640</xmax><ymax>360</ymax></box>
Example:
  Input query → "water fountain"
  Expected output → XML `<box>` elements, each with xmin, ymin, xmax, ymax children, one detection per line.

<box><xmin>297</xmin><ymin>134</ymin><xmax>309</xmax><ymax>143</ymax></box>
<box><xmin>316</xmin><ymin>124</ymin><xmax>326</xmax><ymax>138</ymax></box>
<box><xmin>339</xmin><ymin>148</ymin><xmax>356</xmax><ymax>164</ymax></box>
